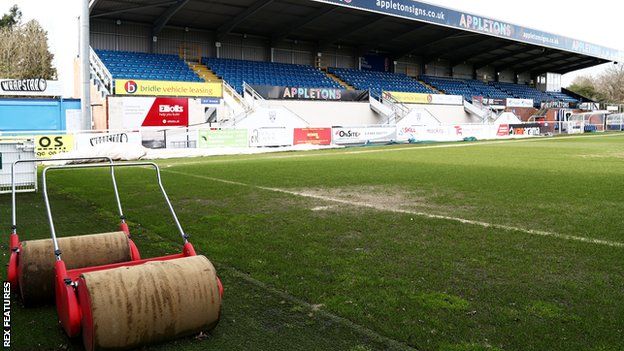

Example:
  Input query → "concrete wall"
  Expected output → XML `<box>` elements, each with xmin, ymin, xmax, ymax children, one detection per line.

<box><xmin>475</xmin><ymin>65</ymin><xmax>496</xmax><ymax>81</ymax></box>
<box><xmin>498</xmin><ymin>69</ymin><xmax>516</xmax><ymax>83</ymax></box>
<box><xmin>425</xmin><ymin>59</ymin><xmax>452</xmax><ymax>77</ymax></box>
<box><xmin>452</xmin><ymin>63</ymin><xmax>473</xmax><ymax>79</ymax></box>
<box><xmin>517</xmin><ymin>72</ymin><xmax>532</xmax><ymax>84</ymax></box>
<box><xmin>395</xmin><ymin>56</ymin><xmax>422</xmax><ymax>77</ymax></box>
<box><xmin>405</xmin><ymin>104</ymin><xmax>482</xmax><ymax>124</ymax></box>
<box><xmin>264</xmin><ymin>100</ymin><xmax>382</xmax><ymax>126</ymax></box>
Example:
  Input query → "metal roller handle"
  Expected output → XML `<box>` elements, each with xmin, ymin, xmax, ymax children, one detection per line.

<box><xmin>10</xmin><ymin>157</ymin><xmax>125</xmax><ymax>234</ymax></box>
<box><xmin>41</xmin><ymin>162</ymin><xmax>187</xmax><ymax>260</ymax></box>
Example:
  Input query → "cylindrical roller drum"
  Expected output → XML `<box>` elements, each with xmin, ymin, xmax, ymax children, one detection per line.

<box><xmin>78</xmin><ymin>255</ymin><xmax>221</xmax><ymax>351</ymax></box>
<box><xmin>17</xmin><ymin>231</ymin><xmax>132</xmax><ymax>305</ymax></box>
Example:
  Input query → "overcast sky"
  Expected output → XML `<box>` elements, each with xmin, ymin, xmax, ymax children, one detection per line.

<box><xmin>2</xmin><ymin>0</ymin><xmax>623</xmax><ymax>97</ymax></box>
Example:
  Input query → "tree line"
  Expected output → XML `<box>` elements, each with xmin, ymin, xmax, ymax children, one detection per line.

<box><xmin>567</xmin><ymin>64</ymin><xmax>624</xmax><ymax>104</ymax></box>
<box><xmin>0</xmin><ymin>5</ymin><xmax>57</xmax><ymax>80</ymax></box>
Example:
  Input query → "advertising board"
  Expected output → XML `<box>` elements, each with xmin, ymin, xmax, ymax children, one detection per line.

<box><xmin>115</xmin><ymin>79</ymin><xmax>222</xmax><ymax>97</ymax></box>
<box><xmin>198</xmin><ymin>129</ymin><xmax>248</xmax><ymax>148</ymax></box>
<box><xmin>293</xmin><ymin>128</ymin><xmax>332</xmax><ymax>145</ymax></box>
<box><xmin>332</xmin><ymin>126</ymin><xmax>396</xmax><ymax>144</ymax></box>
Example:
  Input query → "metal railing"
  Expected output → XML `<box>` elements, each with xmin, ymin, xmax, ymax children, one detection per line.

<box><xmin>381</xmin><ymin>92</ymin><xmax>411</xmax><ymax>124</ymax></box>
<box><xmin>10</xmin><ymin>157</ymin><xmax>123</xmax><ymax>235</ymax></box>
<box><xmin>89</xmin><ymin>47</ymin><xmax>113</xmax><ymax>95</ymax></box>
<box><xmin>41</xmin><ymin>162</ymin><xmax>188</xmax><ymax>260</ymax></box>
<box><xmin>243</xmin><ymin>82</ymin><xmax>265</xmax><ymax>103</ymax></box>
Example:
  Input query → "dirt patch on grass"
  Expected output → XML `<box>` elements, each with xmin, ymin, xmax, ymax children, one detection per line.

<box><xmin>577</xmin><ymin>152</ymin><xmax>624</xmax><ymax>159</ymax></box>
<box><xmin>299</xmin><ymin>185</ymin><xmax>471</xmax><ymax>216</ymax></box>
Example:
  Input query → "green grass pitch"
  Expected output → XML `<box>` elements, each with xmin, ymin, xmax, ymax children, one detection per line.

<box><xmin>2</xmin><ymin>134</ymin><xmax>624</xmax><ymax>350</ymax></box>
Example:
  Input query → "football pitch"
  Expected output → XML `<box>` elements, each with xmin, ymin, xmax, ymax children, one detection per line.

<box><xmin>3</xmin><ymin>133</ymin><xmax>624</xmax><ymax>351</ymax></box>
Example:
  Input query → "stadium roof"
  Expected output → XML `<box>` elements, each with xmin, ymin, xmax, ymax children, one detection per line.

<box><xmin>89</xmin><ymin>0</ymin><xmax>624</xmax><ymax>75</ymax></box>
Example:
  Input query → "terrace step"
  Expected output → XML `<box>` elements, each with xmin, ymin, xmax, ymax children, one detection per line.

<box><xmin>187</xmin><ymin>62</ymin><xmax>222</xmax><ymax>83</ymax></box>
<box><xmin>419</xmin><ymin>80</ymin><xmax>443</xmax><ymax>94</ymax></box>
<box><xmin>325</xmin><ymin>72</ymin><xmax>354</xmax><ymax>90</ymax></box>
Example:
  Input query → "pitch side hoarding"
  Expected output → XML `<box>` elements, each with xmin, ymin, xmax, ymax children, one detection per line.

<box><xmin>115</xmin><ymin>80</ymin><xmax>222</xmax><ymax>98</ymax></box>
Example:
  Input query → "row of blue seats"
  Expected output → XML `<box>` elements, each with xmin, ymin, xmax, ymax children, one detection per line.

<box><xmin>421</xmin><ymin>75</ymin><xmax>579</xmax><ymax>104</ymax></box>
<box><xmin>113</xmin><ymin>74</ymin><xmax>203</xmax><ymax>82</ymax></box>
<box><xmin>96</xmin><ymin>50</ymin><xmax>201</xmax><ymax>82</ymax></box>
<box><xmin>420</xmin><ymin>76</ymin><xmax>513</xmax><ymax>101</ymax></box>
<box><xmin>329</xmin><ymin>67</ymin><xmax>434</xmax><ymax>97</ymax></box>
<box><xmin>95</xmin><ymin>50</ymin><xmax>580</xmax><ymax>102</ymax></box>
<box><xmin>204</xmin><ymin>57</ymin><xmax>341</xmax><ymax>94</ymax></box>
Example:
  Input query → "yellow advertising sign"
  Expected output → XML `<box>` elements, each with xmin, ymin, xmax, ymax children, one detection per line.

<box><xmin>115</xmin><ymin>79</ymin><xmax>223</xmax><ymax>97</ymax></box>
<box><xmin>35</xmin><ymin>135</ymin><xmax>75</xmax><ymax>159</ymax></box>
<box><xmin>385</xmin><ymin>91</ymin><xmax>464</xmax><ymax>105</ymax></box>
<box><xmin>385</xmin><ymin>91</ymin><xmax>433</xmax><ymax>104</ymax></box>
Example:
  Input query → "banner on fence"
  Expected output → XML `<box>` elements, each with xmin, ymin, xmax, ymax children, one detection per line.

<box><xmin>395</xmin><ymin>124</ymin><xmax>537</xmax><ymax>142</ymax></box>
<box><xmin>251</xmin><ymin>85</ymin><xmax>369</xmax><ymax>102</ymax></box>
<box><xmin>198</xmin><ymin>129</ymin><xmax>248</xmax><ymax>148</ymax></box>
<box><xmin>0</xmin><ymin>79</ymin><xmax>63</xmax><ymax>97</ymax></box>
<box><xmin>115</xmin><ymin>79</ymin><xmax>222</xmax><ymax>97</ymax></box>
<box><xmin>35</xmin><ymin>135</ymin><xmax>74</xmax><ymax>158</ymax></box>
<box><xmin>332</xmin><ymin>126</ymin><xmax>397</xmax><ymax>144</ymax></box>
<box><xmin>249</xmin><ymin>128</ymin><xmax>293</xmax><ymax>147</ymax></box>
<box><xmin>109</xmin><ymin>97</ymin><xmax>189</xmax><ymax>128</ymax></box>
<box><xmin>385</xmin><ymin>92</ymin><xmax>463</xmax><ymax>105</ymax></box>
<box><xmin>506</xmin><ymin>98</ymin><xmax>534</xmax><ymax>108</ymax></box>
<box><xmin>293</xmin><ymin>128</ymin><xmax>332</xmax><ymax>145</ymax></box>
<box><xmin>75</xmin><ymin>132</ymin><xmax>143</xmax><ymax>150</ymax></box>
<box><xmin>507</xmin><ymin>123</ymin><xmax>542</xmax><ymax>136</ymax></box>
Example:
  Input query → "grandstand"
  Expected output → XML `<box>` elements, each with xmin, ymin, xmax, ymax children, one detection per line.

<box><xmin>94</xmin><ymin>50</ymin><xmax>582</xmax><ymax>105</ymax></box>
<box><xmin>97</xmin><ymin>50</ymin><xmax>202</xmax><ymax>82</ymax></box>
<box><xmin>420</xmin><ymin>76</ymin><xmax>511</xmax><ymax>101</ymax></box>
<box><xmin>203</xmin><ymin>58</ymin><xmax>341</xmax><ymax>94</ymax></box>
<box><xmin>490</xmin><ymin>81</ymin><xmax>562</xmax><ymax>105</ymax></box>
<box><xmin>88</xmin><ymin>0</ymin><xmax>620</xmax><ymax>122</ymax></box>
<box><xmin>328</xmin><ymin>68</ymin><xmax>434</xmax><ymax>97</ymax></box>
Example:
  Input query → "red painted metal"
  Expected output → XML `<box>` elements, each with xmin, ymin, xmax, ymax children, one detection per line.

<box><xmin>7</xmin><ymin>233</ymin><xmax>20</xmax><ymax>289</ymax></box>
<box><xmin>54</xmin><ymin>260</ymin><xmax>82</xmax><ymax>337</ymax></box>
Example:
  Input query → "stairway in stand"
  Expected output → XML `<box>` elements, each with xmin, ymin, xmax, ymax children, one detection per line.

<box><xmin>324</xmin><ymin>71</ymin><xmax>355</xmax><ymax>90</ymax></box>
<box><xmin>187</xmin><ymin>62</ymin><xmax>222</xmax><ymax>82</ymax></box>
<box><xmin>418</xmin><ymin>79</ymin><xmax>444</xmax><ymax>94</ymax></box>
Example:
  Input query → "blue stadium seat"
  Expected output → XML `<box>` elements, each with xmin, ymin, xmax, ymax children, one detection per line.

<box><xmin>419</xmin><ymin>75</ymin><xmax>511</xmax><ymax>102</ymax></box>
<box><xmin>420</xmin><ymin>76</ymin><xmax>579</xmax><ymax>106</ymax></box>
<box><xmin>328</xmin><ymin>68</ymin><xmax>434</xmax><ymax>98</ymax></box>
<box><xmin>204</xmin><ymin>57</ymin><xmax>342</xmax><ymax>94</ymax></box>
<box><xmin>95</xmin><ymin>50</ymin><xmax>202</xmax><ymax>82</ymax></box>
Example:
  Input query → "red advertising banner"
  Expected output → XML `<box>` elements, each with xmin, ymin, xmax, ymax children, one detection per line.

<box><xmin>293</xmin><ymin>128</ymin><xmax>332</xmax><ymax>145</ymax></box>
<box><xmin>142</xmin><ymin>97</ymin><xmax>188</xmax><ymax>127</ymax></box>
<box><xmin>497</xmin><ymin>124</ymin><xmax>509</xmax><ymax>136</ymax></box>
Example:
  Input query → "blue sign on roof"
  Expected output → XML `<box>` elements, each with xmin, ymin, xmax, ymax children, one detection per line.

<box><xmin>312</xmin><ymin>0</ymin><xmax>624</xmax><ymax>62</ymax></box>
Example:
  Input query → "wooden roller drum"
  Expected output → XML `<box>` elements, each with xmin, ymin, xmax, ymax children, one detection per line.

<box><xmin>17</xmin><ymin>231</ymin><xmax>132</xmax><ymax>305</ymax></box>
<box><xmin>77</xmin><ymin>255</ymin><xmax>222</xmax><ymax>351</ymax></box>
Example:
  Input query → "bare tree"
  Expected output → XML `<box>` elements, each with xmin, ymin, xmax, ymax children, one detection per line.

<box><xmin>568</xmin><ymin>64</ymin><xmax>624</xmax><ymax>104</ymax></box>
<box><xmin>0</xmin><ymin>6</ymin><xmax>57</xmax><ymax>80</ymax></box>
<box><xmin>596</xmin><ymin>64</ymin><xmax>624</xmax><ymax>104</ymax></box>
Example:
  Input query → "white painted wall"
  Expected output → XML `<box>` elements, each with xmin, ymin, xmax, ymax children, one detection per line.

<box><xmin>452</xmin><ymin>63</ymin><xmax>473</xmax><ymax>79</ymax></box>
<box><xmin>264</xmin><ymin>100</ymin><xmax>383</xmax><ymax>126</ymax></box>
<box><xmin>405</xmin><ymin>104</ymin><xmax>482</xmax><ymax>124</ymax></box>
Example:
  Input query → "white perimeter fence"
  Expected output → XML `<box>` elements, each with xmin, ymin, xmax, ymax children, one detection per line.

<box><xmin>0</xmin><ymin>121</ymin><xmax>617</xmax><ymax>193</ymax></box>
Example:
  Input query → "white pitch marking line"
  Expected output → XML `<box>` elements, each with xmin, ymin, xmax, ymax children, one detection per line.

<box><xmin>162</xmin><ymin>132</ymin><xmax>624</xmax><ymax>168</ymax></box>
<box><xmin>163</xmin><ymin>169</ymin><xmax>624</xmax><ymax>248</ymax></box>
